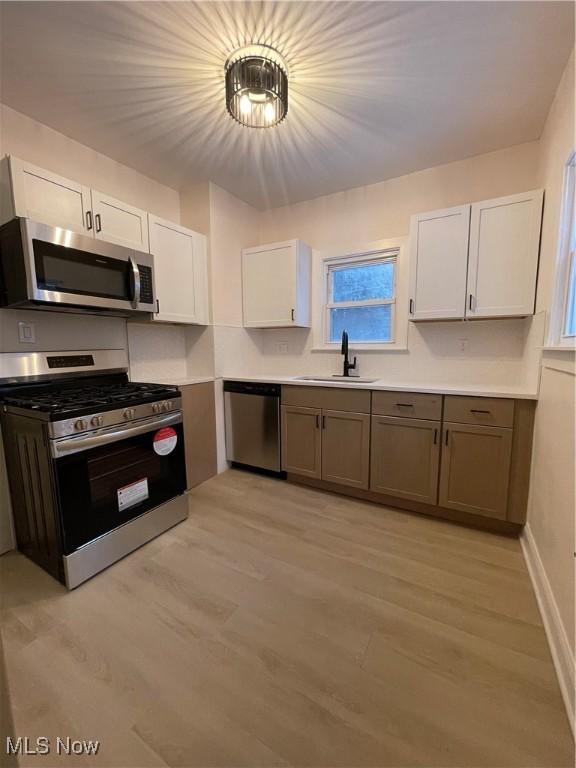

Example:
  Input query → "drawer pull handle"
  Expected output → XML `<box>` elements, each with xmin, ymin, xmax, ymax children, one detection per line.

<box><xmin>470</xmin><ymin>409</ymin><xmax>491</xmax><ymax>415</ymax></box>
<box><xmin>396</xmin><ymin>403</ymin><xmax>414</xmax><ymax>408</ymax></box>
<box><xmin>445</xmin><ymin>429</ymin><xmax>449</xmax><ymax>446</ymax></box>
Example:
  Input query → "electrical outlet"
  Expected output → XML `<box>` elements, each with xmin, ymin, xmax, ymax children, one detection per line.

<box><xmin>18</xmin><ymin>322</ymin><xmax>36</xmax><ymax>344</ymax></box>
<box><xmin>277</xmin><ymin>342</ymin><xmax>289</xmax><ymax>354</ymax></box>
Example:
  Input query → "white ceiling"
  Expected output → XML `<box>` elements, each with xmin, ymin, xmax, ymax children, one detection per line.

<box><xmin>0</xmin><ymin>1</ymin><xmax>573</xmax><ymax>210</ymax></box>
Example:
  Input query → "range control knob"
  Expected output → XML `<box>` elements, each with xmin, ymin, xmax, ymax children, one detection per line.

<box><xmin>74</xmin><ymin>419</ymin><xmax>87</xmax><ymax>431</ymax></box>
<box><xmin>90</xmin><ymin>415</ymin><xmax>104</xmax><ymax>428</ymax></box>
<box><xmin>152</xmin><ymin>402</ymin><xmax>161</xmax><ymax>414</ymax></box>
<box><xmin>165</xmin><ymin>400</ymin><xmax>173</xmax><ymax>411</ymax></box>
<box><xmin>123</xmin><ymin>408</ymin><xmax>136</xmax><ymax>420</ymax></box>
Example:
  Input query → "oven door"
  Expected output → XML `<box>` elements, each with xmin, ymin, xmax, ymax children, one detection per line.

<box><xmin>52</xmin><ymin>412</ymin><xmax>186</xmax><ymax>554</ymax></box>
<box><xmin>21</xmin><ymin>219</ymin><xmax>155</xmax><ymax>313</ymax></box>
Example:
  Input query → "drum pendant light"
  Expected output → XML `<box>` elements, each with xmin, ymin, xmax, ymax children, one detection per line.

<box><xmin>225</xmin><ymin>45</ymin><xmax>288</xmax><ymax>128</ymax></box>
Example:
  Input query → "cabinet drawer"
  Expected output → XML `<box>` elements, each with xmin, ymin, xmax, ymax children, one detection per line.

<box><xmin>281</xmin><ymin>386</ymin><xmax>370</xmax><ymax>414</ymax></box>
<box><xmin>444</xmin><ymin>396</ymin><xmax>514</xmax><ymax>428</ymax></box>
<box><xmin>372</xmin><ymin>391</ymin><xmax>442</xmax><ymax>421</ymax></box>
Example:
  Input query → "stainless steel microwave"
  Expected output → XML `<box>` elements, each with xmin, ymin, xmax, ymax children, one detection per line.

<box><xmin>0</xmin><ymin>218</ymin><xmax>156</xmax><ymax>315</ymax></box>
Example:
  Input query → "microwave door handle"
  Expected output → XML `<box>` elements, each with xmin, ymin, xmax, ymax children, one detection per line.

<box><xmin>51</xmin><ymin>412</ymin><xmax>182</xmax><ymax>457</ymax></box>
<box><xmin>128</xmin><ymin>256</ymin><xmax>141</xmax><ymax>308</ymax></box>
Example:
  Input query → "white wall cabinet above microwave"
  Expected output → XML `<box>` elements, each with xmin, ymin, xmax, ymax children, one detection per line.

<box><xmin>148</xmin><ymin>215</ymin><xmax>209</xmax><ymax>325</ymax></box>
<box><xmin>242</xmin><ymin>239</ymin><xmax>312</xmax><ymax>328</ymax></box>
<box><xmin>90</xmin><ymin>189</ymin><xmax>149</xmax><ymax>251</ymax></box>
<box><xmin>408</xmin><ymin>190</ymin><xmax>543</xmax><ymax>321</ymax></box>
<box><xmin>1</xmin><ymin>156</ymin><xmax>149</xmax><ymax>252</ymax></box>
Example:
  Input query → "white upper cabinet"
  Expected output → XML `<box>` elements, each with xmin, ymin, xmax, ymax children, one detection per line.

<box><xmin>148</xmin><ymin>215</ymin><xmax>209</xmax><ymax>325</ymax></box>
<box><xmin>2</xmin><ymin>156</ymin><xmax>150</xmax><ymax>252</ymax></box>
<box><xmin>408</xmin><ymin>190</ymin><xmax>543</xmax><ymax>321</ymax></box>
<box><xmin>6</xmin><ymin>156</ymin><xmax>92</xmax><ymax>234</ymax></box>
<box><xmin>91</xmin><ymin>190</ymin><xmax>149</xmax><ymax>251</ymax></box>
<box><xmin>466</xmin><ymin>190</ymin><xmax>543</xmax><ymax>318</ymax></box>
<box><xmin>408</xmin><ymin>205</ymin><xmax>471</xmax><ymax>320</ymax></box>
<box><xmin>242</xmin><ymin>239</ymin><xmax>311</xmax><ymax>328</ymax></box>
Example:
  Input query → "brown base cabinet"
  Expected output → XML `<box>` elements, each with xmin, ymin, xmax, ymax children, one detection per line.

<box><xmin>439</xmin><ymin>422</ymin><xmax>513</xmax><ymax>520</ymax></box>
<box><xmin>281</xmin><ymin>388</ymin><xmax>371</xmax><ymax>489</ymax></box>
<box><xmin>280</xmin><ymin>385</ymin><xmax>535</xmax><ymax>532</ymax></box>
<box><xmin>322</xmin><ymin>410</ymin><xmax>370</xmax><ymax>489</ymax></box>
<box><xmin>370</xmin><ymin>416</ymin><xmax>440</xmax><ymax>504</ymax></box>
<box><xmin>281</xmin><ymin>406</ymin><xmax>322</xmax><ymax>478</ymax></box>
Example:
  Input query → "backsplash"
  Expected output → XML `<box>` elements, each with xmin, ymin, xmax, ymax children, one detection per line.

<box><xmin>213</xmin><ymin>313</ymin><xmax>545</xmax><ymax>392</ymax></box>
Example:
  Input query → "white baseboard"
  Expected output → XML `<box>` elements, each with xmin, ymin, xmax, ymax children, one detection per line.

<box><xmin>521</xmin><ymin>524</ymin><xmax>575</xmax><ymax>738</ymax></box>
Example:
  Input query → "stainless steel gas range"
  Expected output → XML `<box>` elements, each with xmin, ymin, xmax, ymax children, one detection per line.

<box><xmin>0</xmin><ymin>349</ymin><xmax>188</xmax><ymax>588</ymax></box>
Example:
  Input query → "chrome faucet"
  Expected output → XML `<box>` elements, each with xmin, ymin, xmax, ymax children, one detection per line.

<box><xmin>341</xmin><ymin>330</ymin><xmax>357</xmax><ymax>377</ymax></box>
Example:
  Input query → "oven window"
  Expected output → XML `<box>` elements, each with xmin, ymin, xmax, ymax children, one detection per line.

<box><xmin>34</xmin><ymin>240</ymin><xmax>130</xmax><ymax>300</ymax></box>
<box><xmin>55</xmin><ymin>422</ymin><xmax>187</xmax><ymax>553</ymax></box>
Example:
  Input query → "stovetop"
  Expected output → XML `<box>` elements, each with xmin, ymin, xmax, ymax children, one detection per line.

<box><xmin>0</xmin><ymin>374</ymin><xmax>180</xmax><ymax>420</ymax></box>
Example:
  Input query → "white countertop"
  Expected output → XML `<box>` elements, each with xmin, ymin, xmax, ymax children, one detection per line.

<box><xmin>132</xmin><ymin>376</ymin><xmax>215</xmax><ymax>387</ymax></box>
<box><xmin>218</xmin><ymin>375</ymin><xmax>539</xmax><ymax>400</ymax></box>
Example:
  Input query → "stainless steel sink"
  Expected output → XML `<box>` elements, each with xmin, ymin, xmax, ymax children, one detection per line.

<box><xmin>293</xmin><ymin>375</ymin><xmax>378</xmax><ymax>384</ymax></box>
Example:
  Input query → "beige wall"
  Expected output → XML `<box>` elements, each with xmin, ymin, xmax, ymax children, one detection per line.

<box><xmin>208</xmin><ymin>183</ymin><xmax>261</xmax><ymax>327</ymax></box>
<box><xmin>260</xmin><ymin>141</ymin><xmax>539</xmax><ymax>247</ymax></box>
<box><xmin>526</xmin><ymin>49</ymin><xmax>575</xmax><ymax>677</ymax></box>
<box><xmin>0</xmin><ymin>104</ymin><xmax>180</xmax><ymax>221</ymax></box>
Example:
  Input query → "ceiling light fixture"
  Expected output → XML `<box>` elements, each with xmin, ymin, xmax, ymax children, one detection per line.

<box><xmin>225</xmin><ymin>44</ymin><xmax>288</xmax><ymax>128</ymax></box>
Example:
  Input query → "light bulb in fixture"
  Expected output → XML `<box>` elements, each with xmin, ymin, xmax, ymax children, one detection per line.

<box><xmin>264</xmin><ymin>102</ymin><xmax>275</xmax><ymax>122</ymax></box>
<box><xmin>239</xmin><ymin>94</ymin><xmax>252</xmax><ymax>115</ymax></box>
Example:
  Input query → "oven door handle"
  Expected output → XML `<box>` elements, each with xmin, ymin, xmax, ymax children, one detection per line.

<box><xmin>128</xmin><ymin>255</ymin><xmax>141</xmax><ymax>309</ymax></box>
<box><xmin>51</xmin><ymin>413</ymin><xmax>182</xmax><ymax>457</ymax></box>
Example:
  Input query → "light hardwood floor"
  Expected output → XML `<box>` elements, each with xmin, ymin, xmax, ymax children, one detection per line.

<box><xmin>1</xmin><ymin>469</ymin><xmax>573</xmax><ymax>767</ymax></box>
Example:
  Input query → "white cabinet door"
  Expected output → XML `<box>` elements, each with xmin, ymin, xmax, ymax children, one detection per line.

<box><xmin>466</xmin><ymin>190</ymin><xmax>543</xmax><ymax>318</ymax></box>
<box><xmin>148</xmin><ymin>215</ymin><xmax>209</xmax><ymax>325</ymax></box>
<box><xmin>91</xmin><ymin>190</ymin><xmax>149</xmax><ymax>251</ymax></box>
<box><xmin>242</xmin><ymin>240</ymin><xmax>311</xmax><ymax>328</ymax></box>
<box><xmin>9</xmin><ymin>156</ymin><xmax>92</xmax><ymax>234</ymax></box>
<box><xmin>408</xmin><ymin>205</ymin><xmax>470</xmax><ymax>320</ymax></box>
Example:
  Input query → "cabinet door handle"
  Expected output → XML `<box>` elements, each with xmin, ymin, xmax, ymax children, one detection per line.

<box><xmin>445</xmin><ymin>429</ymin><xmax>449</xmax><ymax>446</ymax></box>
<box><xmin>409</xmin><ymin>298</ymin><xmax>414</xmax><ymax>314</ymax></box>
<box><xmin>315</xmin><ymin>414</ymin><xmax>320</xmax><ymax>429</ymax></box>
<box><xmin>156</xmin><ymin>299</ymin><xmax>160</xmax><ymax>314</ymax></box>
<box><xmin>469</xmin><ymin>294</ymin><xmax>474</xmax><ymax>310</ymax></box>
<box><xmin>95</xmin><ymin>213</ymin><xmax>102</xmax><ymax>233</ymax></box>
<box><xmin>86</xmin><ymin>211</ymin><xmax>93</xmax><ymax>230</ymax></box>
<box><xmin>433</xmin><ymin>428</ymin><xmax>438</xmax><ymax>445</ymax></box>
<box><xmin>322</xmin><ymin>415</ymin><xmax>326</xmax><ymax>429</ymax></box>
<box><xmin>470</xmin><ymin>409</ymin><xmax>491</xmax><ymax>415</ymax></box>
<box><xmin>291</xmin><ymin>308</ymin><xmax>295</xmax><ymax>322</ymax></box>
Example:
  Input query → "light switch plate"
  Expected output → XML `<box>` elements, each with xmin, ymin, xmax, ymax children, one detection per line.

<box><xmin>18</xmin><ymin>321</ymin><xmax>36</xmax><ymax>344</ymax></box>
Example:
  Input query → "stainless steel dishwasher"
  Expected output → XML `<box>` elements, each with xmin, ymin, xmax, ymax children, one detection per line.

<box><xmin>224</xmin><ymin>381</ymin><xmax>282</xmax><ymax>473</ymax></box>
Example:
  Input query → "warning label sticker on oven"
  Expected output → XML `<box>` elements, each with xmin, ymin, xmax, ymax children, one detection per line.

<box><xmin>118</xmin><ymin>478</ymin><xmax>149</xmax><ymax>511</ymax></box>
<box><xmin>153</xmin><ymin>426</ymin><xmax>178</xmax><ymax>456</ymax></box>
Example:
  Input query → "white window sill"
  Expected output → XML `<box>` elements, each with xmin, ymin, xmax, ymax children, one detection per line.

<box><xmin>541</xmin><ymin>345</ymin><xmax>576</xmax><ymax>353</ymax></box>
<box><xmin>311</xmin><ymin>344</ymin><xmax>408</xmax><ymax>353</ymax></box>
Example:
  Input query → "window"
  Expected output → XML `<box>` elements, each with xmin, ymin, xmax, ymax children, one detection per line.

<box><xmin>324</xmin><ymin>251</ymin><xmax>397</xmax><ymax>344</ymax></box>
<box><xmin>549</xmin><ymin>150</ymin><xmax>576</xmax><ymax>348</ymax></box>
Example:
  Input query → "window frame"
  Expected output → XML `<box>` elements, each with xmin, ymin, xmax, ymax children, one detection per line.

<box><xmin>322</xmin><ymin>249</ymin><xmax>398</xmax><ymax>346</ymax></box>
<box><xmin>547</xmin><ymin>149</ymin><xmax>576</xmax><ymax>350</ymax></box>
